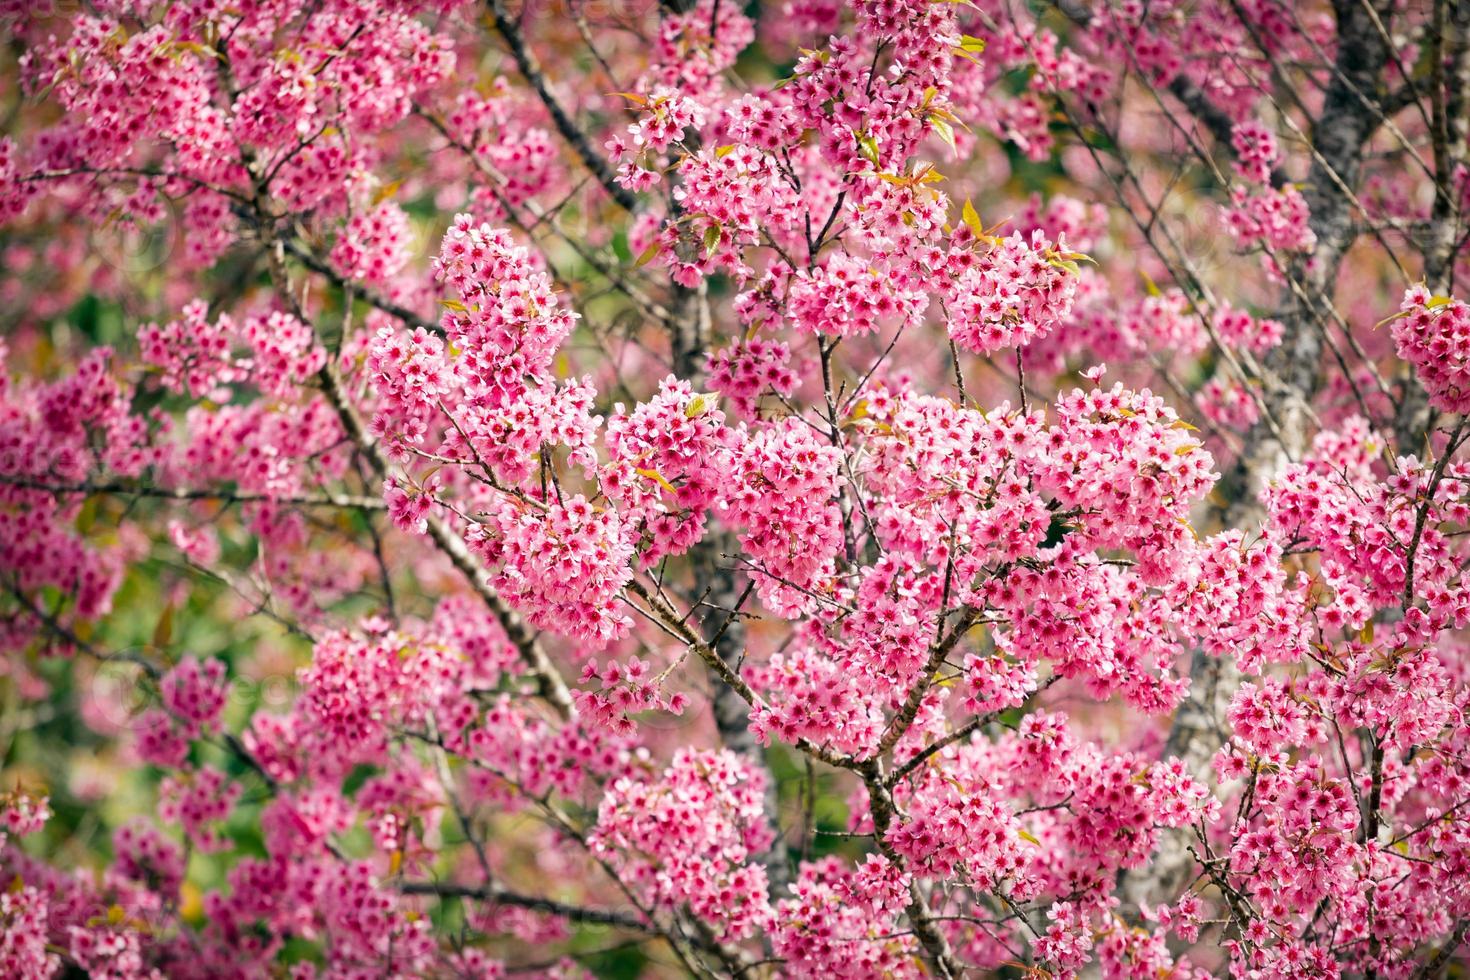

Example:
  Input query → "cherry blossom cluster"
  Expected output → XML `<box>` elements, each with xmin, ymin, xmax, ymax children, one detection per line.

<box><xmin>946</xmin><ymin>230</ymin><xmax>1082</xmax><ymax>355</ymax></box>
<box><xmin>721</xmin><ymin>417</ymin><xmax>845</xmax><ymax>615</ymax></box>
<box><xmin>1393</xmin><ymin>284</ymin><xmax>1470</xmax><ymax>414</ymax></box>
<box><xmin>575</xmin><ymin>656</ymin><xmax>688</xmax><ymax>734</ymax></box>
<box><xmin>3</xmin><ymin>0</ymin><xmax>1470</xmax><ymax>977</ymax></box>
<box><xmin>705</xmin><ymin>337</ymin><xmax>796</xmax><ymax>418</ymax></box>
<box><xmin>141</xmin><ymin>301</ymin><xmax>325</xmax><ymax>399</ymax></box>
<box><xmin>470</xmin><ymin>494</ymin><xmax>636</xmax><ymax>645</ymax></box>
<box><xmin>1223</xmin><ymin>184</ymin><xmax>1317</xmax><ymax>263</ymax></box>
<box><xmin>603</xmin><ymin>377</ymin><xmax>734</xmax><ymax>567</ymax></box>
<box><xmin>590</xmin><ymin>749</ymin><xmax>774</xmax><ymax>943</ymax></box>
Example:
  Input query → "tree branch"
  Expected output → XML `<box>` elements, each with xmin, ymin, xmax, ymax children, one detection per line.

<box><xmin>0</xmin><ymin>476</ymin><xmax>385</xmax><ymax>511</ymax></box>
<box><xmin>485</xmin><ymin>0</ymin><xmax>638</xmax><ymax>213</ymax></box>
<box><xmin>317</xmin><ymin>359</ymin><xmax>577</xmax><ymax>719</ymax></box>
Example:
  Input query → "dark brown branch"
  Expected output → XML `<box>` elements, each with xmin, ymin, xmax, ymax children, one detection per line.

<box><xmin>317</xmin><ymin>359</ymin><xmax>576</xmax><ymax>719</ymax></box>
<box><xmin>861</xmin><ymin>758</ymin><xmax>964</xmax><ymax>978</ymax></box>
<box><xmin>486</xmin><ymin>0</ymin><xmax>638</xmax><ymax>212</ymax></box>
<box><xmin>400</xmin><ymin>880</ymin><xmax>657</xmax><ymax>933</ymax></box>
<box><xmin>280</xmin><ymin>236</ymin><xmax>440</xmax><ymax>334</ymax></box>
<box><xmin>872</xmin><ymin>605</ymin><xmax>983</xmax><ymax>757</ymax></box>
<box><xmin>0</xmin><ymin>476</ymin><xmax>385</xmax><ymax>511</ymax></box>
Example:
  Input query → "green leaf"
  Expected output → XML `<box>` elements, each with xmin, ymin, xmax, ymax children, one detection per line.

<box><xmin>152</xmin><ymin>603</ymin><xmax>174</xmax><ymax>649</ymax></box>
<box><xmin>961</xmin><ymin>198</ymin><xmax>983</xmax><ymax>238</ymax></box>
<box><xmin>634</xmin><ymin>241</ymin><xmax>662</xmax><ymax>267</ymax></box>
<box><xmin>930</xmin><ymin>117</ymin><xmax>956</xmax><ymax>154</ymax></box>
<box><xmin>75</xmin><ymin>496</ymin><xmax>98</xmax><ymax>534</ymax></box>
<box><xmin>635</xmin><ymin>468</ymin><xmax>678</xmax><ymax>495</ymax></box>
<box><xmin>169</xmin><ymin>40</ymin><xmax>221</xmax><ymax>61</ymax></box>
<box><xmin>372</xmin><ymin>179</ymin><xmax>402</xmax><ymax>205</ymax></box>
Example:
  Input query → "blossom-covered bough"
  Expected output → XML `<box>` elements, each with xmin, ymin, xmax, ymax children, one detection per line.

<box><xmin>2</xmin><ymin>0</ymin><xmax>1470</xmax><ymax>976</ymax></box>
